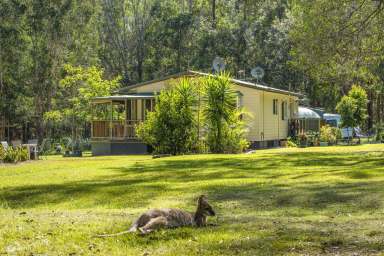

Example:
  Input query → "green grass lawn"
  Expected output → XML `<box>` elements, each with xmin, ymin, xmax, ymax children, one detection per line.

<box><xmin>1</xmin><ymin>144</ymin><xmax>384</xmax><ymax>255</ymax></box>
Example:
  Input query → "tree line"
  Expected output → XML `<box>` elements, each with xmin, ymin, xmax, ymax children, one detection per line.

<box><xmin>1</xmin><ymin>0</ymin><xmax>383</xmax><ymax>141</ymax></box>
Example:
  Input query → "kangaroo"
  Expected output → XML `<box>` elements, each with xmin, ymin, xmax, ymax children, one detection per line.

<box><xmin>96</xmin><ymin>195</ymin><xmax>215</xmax><ymax>237</ymax></box>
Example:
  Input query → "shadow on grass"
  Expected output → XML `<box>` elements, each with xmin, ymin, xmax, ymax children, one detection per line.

<box><xmin>1</xmin><ymin>151</ymin><xmax>383</xmax><ymax>211</ymax></box>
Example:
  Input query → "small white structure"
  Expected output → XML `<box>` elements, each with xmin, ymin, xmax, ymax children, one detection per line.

<box><xmin>297</xmin><ymin>107</ymin><xmax>321</xmax><ymax>134</ymax></box>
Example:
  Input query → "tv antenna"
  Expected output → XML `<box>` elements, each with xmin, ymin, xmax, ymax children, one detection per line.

<box><xmin>251</xmin><ymin>66</ymin><xmax>265</xmax><ymax>83</ymax></box>
<box><xmin>212</xmin><ymin>57</ymin><xmax>226</xmax><ymax>73</ymax></box>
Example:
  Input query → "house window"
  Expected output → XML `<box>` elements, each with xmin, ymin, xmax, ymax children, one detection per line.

<box><xmin>281</xmin><ymin>101</ymin><xmax>288</xmax><ymax>120</ymax></box>
<box><xmin>273</xmin><ymin>99</ymin><xmax>278</xmax><ymax>115</ymax></box>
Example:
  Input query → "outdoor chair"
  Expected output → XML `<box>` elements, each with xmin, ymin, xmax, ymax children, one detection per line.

<box><xmin>27</xmin><ymin>139</ymin><xmax>39</xmax><ymax>160</ymax></box>
<box><xmin>1</xmin><ymin>141</ymin><xmax>9</xmax><ymax>151</ymax></box>
<box><xmin>354</xmin><ymin>127</ymin><xmax>375</xmax><ymax>143</ymax></box>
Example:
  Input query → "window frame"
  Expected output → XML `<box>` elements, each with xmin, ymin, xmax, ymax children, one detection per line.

<box><xmin>273</xmin><ymin>99</ymin><xmax>278</xmax><ymax>115</ymax></box>
<box><xmin>281</xmin><ymin>101</ymin><xmax>288</xmax><ymax>120</ymax></box>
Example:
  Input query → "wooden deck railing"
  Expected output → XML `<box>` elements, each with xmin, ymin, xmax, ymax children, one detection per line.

<box><xmin>92</xmin><ymin>120</ymin><xmax>143</xmax><ymax>139</ymax></box>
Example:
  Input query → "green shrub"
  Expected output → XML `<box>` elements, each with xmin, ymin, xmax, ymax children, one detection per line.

<box><xmin>216</xmin><ymin>113</ymin><xmax>250</xmax><ymax>153</ymax></box>
<box><xmin>376</xmin><ymin>132</ymin><xmax>384</xmax><ymax>142</ymax></box>
<box><xmin>374</xmin><ymin>123</ymin><xmax>384</xmax><ymax>142</ymax></box>
<box><xmin>137</xmin><ymin>73</ymin><xmax>249</xmax><ymax>154</ymax></box>
<box><xmin>0</xmin><ymin>146</ymin><xmax>5</xmax><ymax>162</ymax></box>
<box><xmin>320</xmin><ymin>125</ymin><xmax>341</xmax><ymax>145</ymax></box>
<box><xmin>287</xmin><ymin>137</ymin><xmax>298</xmax><ymax>147</ymax></box>
<box><xmin>17</xmin><ymin>146</ymin><xmax>29</xmax><ymax>161</ymax></box>
<box><xmin>320</xmin><ymin>125</ymin><xmax>335</xmax><ymax>144</ymax></box>
<box><xmin>3</xmin><ymin>147</ymin><xmax>18</xmax><ymax>163</ymax></box>
<box><xmin>1</xmin><ymin>146</ymin><xmax>29</xmax><ymax>163</ymax></box>
<box><xmin>203</xmin><ymin>73</ymin><xmax>248</xmax><ymax>153</ymax></box>
<box><xmin>307</xmin><ymin>131</ymin><xmax>320</xmax><ymax>146</ymax></box>
<box><xmin>136</xmin><ymin>78</ymin><xmax>198</xmax><ymax>155</ymax></box>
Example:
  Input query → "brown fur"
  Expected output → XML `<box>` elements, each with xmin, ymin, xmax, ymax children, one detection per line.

<box><xmin>95</xmin><ymin>195</ymin><xmax>215</xmax><ymax>237</ymax></box>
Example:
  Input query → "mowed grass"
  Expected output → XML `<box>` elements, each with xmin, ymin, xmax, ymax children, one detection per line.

<box><xmin>1</xmin><ymin>145</ymin><xmax>384</xmax><ymax>255</ymax></box>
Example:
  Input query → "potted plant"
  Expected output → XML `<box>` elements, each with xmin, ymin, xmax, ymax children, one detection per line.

<box><xmin>298</xmin><ymin>133</ymin><xmax>308</xmax><ymax>147</ymax></box>
<box><xmin>320</xmin><ymin>125</ymin><xmax>339</xmax><ymax>146</ymax></box>
<box><xmin>307</xmin><ymin>131</ymin><xmax>320</xmax><ymax>146</ymax></box>
<box><xmin>320</xmin><ymin>126</ymin><xmax>330</xmax><ymax>146</ymax></box>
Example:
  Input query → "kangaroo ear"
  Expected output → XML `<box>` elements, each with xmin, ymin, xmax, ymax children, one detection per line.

<box><xmin>198</xmin><ymin>195</ymin><xmax>207</xmax><ymax>202</ymax></box>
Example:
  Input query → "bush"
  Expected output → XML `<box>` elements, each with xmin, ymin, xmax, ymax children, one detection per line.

<box><xmin>298</xmin><ymin>133</ymin><xmax>307</xmax><ymax>142</ymax></box>
<box><xmin>320</xmin><ymin>125</ymin><xmax>341</xmax><ymax>145</ymax></box>
<box><xmin>3</xmin><ymin>147</ymin><xmax>18</xmax><ymax>163</ymax></box>
<box><xmin>374</xmin><ymin>123</ymin><xmax>384</xmax><ymax>142</ymax></box>
<box><xmin>213</xmin><ymin>113</ymin><xmax>249</xmax><ymax>153</ymax></box>
<box><xmin>203</xmin><ymin>73</ymin><xmax>248</xmax><ymax>153</ymax></box>
<box><xmin>137</xmin><ymin>78</ymin><xmax>198</xmax><ymax>155</ymax></box>
<box><xmin>1</xmin><ymin>146</ymin><xmax>29</xmax><ymax>163</ymax></box>
<box><xmin>0</xmin><ymin>146</ymin><xmax>5</xmax><ymax>162</ymax></box>
<box><xmin>320</xmin><ymin>125</ymin><xmax>336</xmax><ymax>145</ymax></box>
<box><xmin>307</xmin><ymin>131</ymin><xmax>319</xmax><ymax>146</ymax></box>
<box><xmin>16</xmin><ymin>146</ymin><xmax>29</xmax><ymax>161</ymax></box>
<box><xmin>376</xmin><ymin>132</ymin><xmax>384</xmax><ymax>143</ymax></box>
<box><xmin>137</xmin><ymin>73</ymin><xmax>249</xmax><ymax>155</ymax></box>
<box><xmin>287</xmin><ymin>137</ymin><xmax>298</xmax><ymax>147</ymax></box>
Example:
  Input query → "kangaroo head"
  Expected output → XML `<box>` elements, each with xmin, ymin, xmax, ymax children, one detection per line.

<box><xmin>197</xmin><ymin>195</ymin><xmax>215</xmax><ymax>216</ymax></box>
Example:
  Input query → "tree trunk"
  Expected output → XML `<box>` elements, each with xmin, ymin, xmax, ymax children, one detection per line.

<box><xmin>188</xmin><ymin>0</ymin><xmax>193</xmax><ymax>12</ymax></box>
<box><xmin>243</xmin><ymin>0</ymin><xmax>247</xmax><ymax>21</ymax></box>
<box><xmin>137</xmin><ymin>56</ymin><xmax>143</xmax><ymax>82</ymax></box>
<box><xmin>212</xmin><ymin>0</ymin><xmax>216</xmax><ymax>29</ymax></box>
<box><xmin>377</xmin><ymin>92</ymin><xmax>382</xmax><ymax>124</ymax></box>
<box><xmin>367</xmin><ymin>89</ymin><xmax>373</xmax><ymax>130</ymax></box>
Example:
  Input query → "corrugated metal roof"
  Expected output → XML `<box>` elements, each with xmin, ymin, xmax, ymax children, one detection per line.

<box><xmin>118</xmin><ymin>70</ymin><xmax>302</xmax><ymax>97</ymax></box>
<box><xmin>298</xmin><ymin>107</ymin><xmax>321</xmax><ymax>119</ymax></box>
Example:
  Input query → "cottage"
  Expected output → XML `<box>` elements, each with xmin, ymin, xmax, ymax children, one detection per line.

<box><xmin>90</xmin><ymin>71</ymin><xmax>301</xmax><ymax>155</ymax></box>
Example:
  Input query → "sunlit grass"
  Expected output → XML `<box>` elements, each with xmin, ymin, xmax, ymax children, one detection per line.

<box><xmin>1</xmin><ymin>144</ymin><xmax>384</xmax><ymax>255</ymax></box>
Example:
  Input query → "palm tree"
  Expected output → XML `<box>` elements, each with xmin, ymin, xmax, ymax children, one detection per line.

<box><xmin>203</xmin><ymin>72</ymin><xmax>237</xmax><ymax>153</ymax></box>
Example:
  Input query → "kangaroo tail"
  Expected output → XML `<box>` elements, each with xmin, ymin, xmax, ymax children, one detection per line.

<box><xmin>94</xmin><ymin>229</ymin><xmax>134</xmax><ymax>238</ymax></box>
<box><xmin>94</xmin><ymin>223</ymin><xmax>138</xmax><ymax>238</ymax></box>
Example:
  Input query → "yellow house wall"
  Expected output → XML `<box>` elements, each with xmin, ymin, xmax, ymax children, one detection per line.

<box><xmin>233</xmin><ymin>85</ymin><xmax>260</xmax><ymax>141</ymax></box>
<box><xmin>131</xmin><ymin>80</ymin><xmax>174</xmax><ymax>94</ymax></box>
<box><xmin>259</xmin><ymin>91</ymin><xmax>298</xmax><ymax>141</ymax></box>
<box><xmin>128</xmin><ymin>78</ymin><xmax>298</xmax><ymax>142</ymax></box>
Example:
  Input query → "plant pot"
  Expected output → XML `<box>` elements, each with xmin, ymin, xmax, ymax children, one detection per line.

<box><xmin>63</xmin><ymin>150</ymin><xmax>82</xmax><ymax>157</ymax></box>
<box><xmin>73</xmin><ymin>150</ymin><xmax>82</xmax><ymax>157</ymax></box>
<box><xmin>299</xmin><ymin>141</ymin><xmax>307</xmax><ymax>148</ymax></box>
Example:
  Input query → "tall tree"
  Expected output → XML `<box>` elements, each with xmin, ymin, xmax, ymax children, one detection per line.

<box><xmin>290</xmin><ymin>0</ymin><xmax>384</xmax><ymax>117</ymax></box>
<box><xmin>100</xmin><ymin>0</ymin><xmax>153</xmax><ymax>83</ymax></box>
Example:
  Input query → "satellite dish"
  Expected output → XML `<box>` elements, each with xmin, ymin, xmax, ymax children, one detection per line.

<box><xmin>212</xmin><ymin>57</ymin><xmax>226</xmax><ymax>73</ymax></box>
<box><xmin>251</xmin><ymin>66</ymin><xmax>265</xmax><ymax>81</ymax></box>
